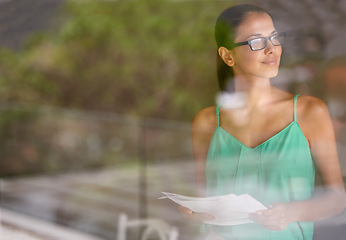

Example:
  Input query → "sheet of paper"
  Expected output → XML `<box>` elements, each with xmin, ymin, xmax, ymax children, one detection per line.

<box><xmin>159</xmin><ymin>192</ymin><xmax>267</xmax><ymax>226</ymax></box>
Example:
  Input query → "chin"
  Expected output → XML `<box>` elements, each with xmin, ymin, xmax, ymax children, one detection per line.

<box><xmin>256</xmin><ymin>71</ymin><xmax>278</xmax><ymax>79</ymax></box>
<box><xmin>263</xmin><ymin>67</ymin><xmax>279</xmax><ymax>78</ymax></box>
<box><xmin>269</xmin><ymin>71</ymin><xmax>279</xmax><ymax>78</ymax></box>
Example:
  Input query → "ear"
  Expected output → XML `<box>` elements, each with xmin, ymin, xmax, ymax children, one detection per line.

<box><xmin>218</xmin><ymin>47</ymin><xmax>235</xmax><ymax>67</ymax></box>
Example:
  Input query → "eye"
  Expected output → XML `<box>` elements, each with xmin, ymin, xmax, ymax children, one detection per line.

<box><xmin>271</xmin><ymin>33</ymin><xmax>285</xmax><ymax>45</ymax></box>
<box><xmin>249</xmin><ymin>38</ymin><xmax>266</xmax><ymax>50</ymax></box>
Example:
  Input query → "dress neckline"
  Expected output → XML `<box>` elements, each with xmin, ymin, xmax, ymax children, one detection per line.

<box><xmin>216</xmin><ymin>94</ymin><xmax>301</xmax><ymax>149</ymax></box>
<box><xmin>217</xmin><ymin>121</ymin><xmax>297</xmax><ymax>149</ymax></box>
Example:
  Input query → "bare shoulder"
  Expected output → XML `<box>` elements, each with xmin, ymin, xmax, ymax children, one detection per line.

<box><xmin>192</xmin><ymin>106</ymin><xmax>218</xmax><ymax>132</ymax></box>
<box><xmin>297</xmin><ymin>95</ymin><xmax>333</xmax><ymax>139</ymax></box>
<box><xmin>297</xmin><ymin>95</ymin><xmax>330</xmax><ymax>120</ymax></box>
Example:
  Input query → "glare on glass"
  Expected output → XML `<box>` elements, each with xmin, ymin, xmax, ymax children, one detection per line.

<box><xmin>233</xmin><ymin>32</ymin><xmax>286</xmax><ymax>51</ymax></box>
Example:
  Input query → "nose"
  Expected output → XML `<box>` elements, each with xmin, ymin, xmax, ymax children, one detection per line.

<box><xmin>264</xmin><ymin>39</ymin><xmax>276</xmax><ymax>54</ymax></box>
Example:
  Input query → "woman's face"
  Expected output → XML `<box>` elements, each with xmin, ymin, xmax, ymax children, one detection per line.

<box><xmin>230</xmin><ymin>12</ymin><xmax>282</xmax><ymax>80</ymax></box>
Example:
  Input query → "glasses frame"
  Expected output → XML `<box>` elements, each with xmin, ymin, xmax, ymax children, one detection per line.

<box><xmin>233</xmin><ymin>32</ymin><xmax>286</xmax><ymax>51</ymax></box>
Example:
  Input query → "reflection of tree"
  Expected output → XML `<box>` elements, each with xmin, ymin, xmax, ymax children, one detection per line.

<box><xmin>0</xmin><ymin>0</ymin><xmax>239</xmax><ymax>121</ymax></box>
<box><xmin>1</xmin><ymin>0</ymin><xmax>345</xmax><ymax>121</ymax></box>
<box><xmin>0</xmin><ymin>0</ymin><xmax>345</xmax><ymax>120</ymax></box>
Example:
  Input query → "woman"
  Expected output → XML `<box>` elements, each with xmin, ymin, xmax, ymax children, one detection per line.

<box><xmin>180</xmin><ymin>4</ymin><xmax>345</xmax><ymax>240</ymax></box>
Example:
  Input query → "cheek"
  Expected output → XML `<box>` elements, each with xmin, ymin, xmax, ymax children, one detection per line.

<box><xmin>278</xmin><ymin>46</ymin><xmax>283</xmax><ymax>57</ymax></box>
<box><xmin>236</xmin><ymin>50</ymin><xmax>261</xmax><ymax>67</ymax></box>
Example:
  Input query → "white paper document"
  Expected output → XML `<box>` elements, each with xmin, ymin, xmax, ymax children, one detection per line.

<box><xmin>159</xmin><ymin>192</ymin><xmax>267</xmax><ymax>226</ymax></box>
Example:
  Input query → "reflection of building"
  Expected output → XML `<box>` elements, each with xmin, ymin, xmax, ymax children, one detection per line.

<box><xmin>321</xmin><ymin>57</ymin><xmax>346</xmax><ymax>176</ymax></box>
<box><xmin>0</xmin><ymin>0</ymin><xmax>64</xmax><ymax>49</ymax></box>
<box><xmin>278</xmin><ymin>56</ymin><xmax>346</xmax><ymax>176</ymax></box>
<box><xmin>0</xmin><ymin>104</ymin><xmax>195</xmax><ymax>240</ymax></box>
<box><xmin>1</xmin><ymin>208</ymin><xmax>104</xmax><ymax>240</ymax></box>
<box><xmin>313</xmin><ymin>57</ymin><xmax>346</xmax><ymax>240</ymax></box>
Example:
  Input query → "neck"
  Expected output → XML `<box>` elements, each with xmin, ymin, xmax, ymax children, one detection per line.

<box><xmin>234</xmin><ymin>75</ymin><xmax>273</xmax><ymax>108</ymax></box>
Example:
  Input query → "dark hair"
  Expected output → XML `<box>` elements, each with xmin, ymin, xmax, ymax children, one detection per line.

<box><xmin>215</xmin><ymin>4</ymin><xmax>271</xmax><ymax>91</ymax></box>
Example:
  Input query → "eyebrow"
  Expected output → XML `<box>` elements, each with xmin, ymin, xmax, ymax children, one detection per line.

<box><xmin>245</xmin><ymin>30</ymin><xmax>278</xmax><ymax>40</ymax></box>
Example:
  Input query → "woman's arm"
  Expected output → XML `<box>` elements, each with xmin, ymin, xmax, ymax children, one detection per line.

<box><xmin>250</xmin><ymin>96</ymin><xmax>346</xmax><ymax>230</ymax></box>
<box><xmin>191</xmin><ymin>106</ymin><xmax>217</xmax><ymax>196</ymax></box>
<box><xmin>295</xmin><ymin>96</ymin><xmax>345</xmax><ymax>219</ymax></box>
<box><xmin>179</xmin><ymin>106</ymin><xmax>217</xmax><ymax>221</ymax></box>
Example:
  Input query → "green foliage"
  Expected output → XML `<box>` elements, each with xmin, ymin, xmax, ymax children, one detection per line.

<box><xmin>0</xmin><ymin>0</ymin><xmax>234</xmax><ymax>120</ymax></box>
<box><xmin>0</xmin><ymin>0</ymin><xmax>238</xmax><ymax>176</ymax></box>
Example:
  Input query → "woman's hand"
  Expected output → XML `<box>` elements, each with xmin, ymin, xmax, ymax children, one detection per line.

<box><xmin>178</xmin><ymin>205</ymin><xmax>215</xmax><ymax>222</ymax></box>
<box><xmin>249</xmin><ymin>202</ymin><xmax>297</xmax><ymax>231</ymax></box>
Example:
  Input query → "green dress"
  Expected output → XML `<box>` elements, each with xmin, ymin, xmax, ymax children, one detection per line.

<box><xmin>206</xmin><ymin>95</ymin><xmax>315</xmax><ymax>240</ymax></box>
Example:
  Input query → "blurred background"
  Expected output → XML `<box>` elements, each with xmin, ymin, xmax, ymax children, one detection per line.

<box><xmin>0</xmin><ymin>0</ymin><xmax>345</xmax><ymax>239</ymax></box>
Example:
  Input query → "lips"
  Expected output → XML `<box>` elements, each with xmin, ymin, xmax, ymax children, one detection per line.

<box><xmin>261</xmin><ymin>59</ymin><xmax>277</xmax><ymax>65</ymax></box>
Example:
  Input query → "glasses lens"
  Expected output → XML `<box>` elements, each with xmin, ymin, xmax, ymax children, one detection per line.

<box><xmin>271</xmin><ymin>33</ymin><xmax>285</xmax><ymax>46</ymax></box>
<box><xmin>249</xmin><ymin>38</ymin><xmax>266</xmax><ymax>50</ymax></box>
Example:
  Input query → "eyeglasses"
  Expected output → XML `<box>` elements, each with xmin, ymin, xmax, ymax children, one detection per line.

<box><xmin>233</xmin><ymin>32</ymin><xmax>286</xmax><ymax>51</ymax></box>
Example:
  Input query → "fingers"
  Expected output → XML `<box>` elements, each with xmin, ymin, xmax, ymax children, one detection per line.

<box><xmin>256</xmin><ymin>208</ymin><xmax>285</xmax><ymax>219</ymax></box>
<box><xmin>249</xmin><ymin>210</ymin><xmax>285</xmax><ymax>222</ymax></box>
<box><xmin>178</xmin><ymin>205</ymin><xmax>215</xmax><ymax>222</ymax></box>
<box><xmin>249</xmin><ymin>204</ymin><xmax>290</xmax><ymax>231</ymax></box>
<box><xmin>178</xmin><ymin>205</ymin><xmax>192</xmax><ymax>214</ymax></box>
<box><xmin>188</xmin><ymin>212</ymin><xmax>216</xmax><ymax>221</ymax></box>
<box><xmin>261</xmin><ymin>224</ymin><xmax>287</xmax><ymax>231</ymax></box>
<box><xmin>249</xmin><ymin>213</ymin><xmax>288</xmax><ymax>231</ymax></box>
<box><xmin>259</xmin><ymin>217</ymin><xmax>289</xmax><ymax>231</ymax></box>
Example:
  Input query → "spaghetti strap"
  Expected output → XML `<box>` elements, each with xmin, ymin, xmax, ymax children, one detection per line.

<box><xmin>216</xmin><ymin>105</ymin><xmax>221</xmax><ymax>127</ymax></box>
<box><xmin>294</xmin><ymin>94</ymin><xmax>300</xmax><ymax>122</ymax></box>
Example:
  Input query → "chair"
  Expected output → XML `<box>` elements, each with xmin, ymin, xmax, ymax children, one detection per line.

<box><xmin>117</xmin><ymin>213</ymin><xmax>179</xmax><ymax>240</ymax></box>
